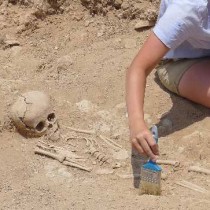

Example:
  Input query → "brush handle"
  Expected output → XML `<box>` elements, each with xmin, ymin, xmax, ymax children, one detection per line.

<box><xmin>149</xmin><ymin>125</ymin><xmax>159</xmax><ymax>164</ymax></box>
<box><xmin>151</xmin><ymin>125</ymin><xmax>158</xmax><ymax>144</ymax></box>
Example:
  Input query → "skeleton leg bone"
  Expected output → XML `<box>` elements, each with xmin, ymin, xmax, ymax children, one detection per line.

<box><xmin>188</xmin><ymin>166</ymin><xmax>210</xmax><ymax>175</ymax></box>
<box><xmin>176</xmin><ymin>180</ymin><xmax>209</xmax><ymax>194</ymax></box>
<box><xmin>99</xmin><ymin>135</ymin><xmax>120</xmax><ymax>151</ymax></box>
<box><xmin>100</xmin><ymin>135</ymin><xmax>123</xmax><ymax>149</ymax></box>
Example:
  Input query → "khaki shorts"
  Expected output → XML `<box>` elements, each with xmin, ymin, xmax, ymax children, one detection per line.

<box><xmin>157</xmin><ymin>58</ymin><xmax>209</xmax><ymax>95</ymax></box>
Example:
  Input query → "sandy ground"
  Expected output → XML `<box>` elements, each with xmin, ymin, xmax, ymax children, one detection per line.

<box><xmin>0</xmin><ymin>1</ymin><xmax>210</xmax><ymax>209</ymax></box>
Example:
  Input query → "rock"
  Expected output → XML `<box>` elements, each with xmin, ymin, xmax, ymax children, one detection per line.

<box><xmin>134</xmin><ymin>20</ymin><xmax>155</xmax><ymax>30</ymax></box>
<box><xmin>121</xmin><ymin>2</ymin><xmax>130</xmax><ymax>10</ymax></box>
<box><xmin>114</xmin><ymin>0</ymin><xmax>123</xmax><ymax>8</ymax></box>
<box><xmin>4</xmin><ymin>39</ymin><xmax>20</xmax><ymax>48</ymax></box>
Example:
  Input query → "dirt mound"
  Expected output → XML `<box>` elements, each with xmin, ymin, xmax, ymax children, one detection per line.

<box><xmin>81</xmin><ymin>0</ymin><xmax>160</xmax><ymax>20</ymax></box>
<box><xmin>1</xmin><ymin>0</ymin><xmax>68</xmax><ymax>18</ymax></box>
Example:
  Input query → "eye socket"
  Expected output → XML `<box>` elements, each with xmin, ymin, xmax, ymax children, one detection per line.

<box><xmin>47</xmin><ymin>113</ymin><xmax>55</xmax><ymax>122</ymax></box>
<box><xmin>36</xmin><ymin>121</ymin><xmax>45</xmax><ymax>131</ymax></box>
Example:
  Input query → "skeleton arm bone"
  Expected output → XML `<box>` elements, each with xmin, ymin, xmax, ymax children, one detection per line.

<box><xmin>34</xmin><ymin>147</ymin><xmax>65</xmax><ymax>162</ymax></box>
<box><xmin>156</xmin><ymin>160</ymin><xmax>180</xmax><ymax>167</ymax></box>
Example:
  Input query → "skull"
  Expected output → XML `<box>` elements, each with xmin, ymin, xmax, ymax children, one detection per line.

<box><xmin>10</xmin><ymin>91</ymin><xmax>60</xmax><ymax>140</ymax></box>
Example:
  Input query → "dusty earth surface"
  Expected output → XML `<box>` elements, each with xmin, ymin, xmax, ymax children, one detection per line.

<box><xmin>0</xmin><ymin>0</ymin><xmax>210</xmax><ymax>209</ymax></box>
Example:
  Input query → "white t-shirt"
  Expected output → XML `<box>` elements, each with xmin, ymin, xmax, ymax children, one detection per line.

<box><xmin>153</xmin><ymin>0</ymin><xmax>210</xmax><ymax>59</ymax></box>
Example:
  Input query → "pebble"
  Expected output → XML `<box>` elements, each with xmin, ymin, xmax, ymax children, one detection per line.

<box><xmin>134</xmin><ymin>20</ymin><xmax>155</xmax><ymax>30</ymax></box>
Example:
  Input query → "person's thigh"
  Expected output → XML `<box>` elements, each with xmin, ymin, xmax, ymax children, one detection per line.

<box><xmin>178</xmin><ymin>60</ymin><xmax>210</xmax><ymax>108</ymax></box>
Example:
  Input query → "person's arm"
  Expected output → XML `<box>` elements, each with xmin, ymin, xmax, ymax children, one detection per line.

<box><xmin>126</xmin><ymin>32</ymin><xmax>169</xmax><ymax>162</ymax></box>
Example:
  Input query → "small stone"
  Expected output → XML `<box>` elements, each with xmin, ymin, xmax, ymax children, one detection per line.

<box><xmin>5</xmin><ymin>39</ymin><xmax>20</xmax><ymax>47</ymax></box>
<box><xmin>92</xmin><ymin>161</ymin><xmax>97</xmax><ymax>165</ymax></box>
<box><xmin>134</xmin><ymin>20</ymin><xmax>155</xmax><ymax>30</ymax></box>
<box><xmin>114</xmin><ymin>0</ymin><xmax>123</xmax><ymax>8</ymax></box>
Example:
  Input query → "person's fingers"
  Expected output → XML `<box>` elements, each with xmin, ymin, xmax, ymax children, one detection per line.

<box><xmin>137</xmin><ymin>137</ymin><xmax>157</xmax><ymax>162</ymax></box>
<box><xmin>145</xmin><ymin>133</ymin><xmax>159</xmax><ymax>155</ymax></box>
<box><xmin>131</xmin><ymin>138</ymin><xmax>144</xmax><ymax>155</ymax></box>
<box><xmin>151</xmin><ymin>144</ymin><xmax>159</xmax><ymax>156</ymax></box>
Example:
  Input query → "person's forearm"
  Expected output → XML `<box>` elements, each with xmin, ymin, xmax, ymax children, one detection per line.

<box><xmin>126</xmin><ymin>64</ymin><xmax>148</xmax><ymax>135</ymax></box>
<box><xmin>126</xmin><ymin>32</ymin><xmax>169</xmax><ymax>137</ymax></box>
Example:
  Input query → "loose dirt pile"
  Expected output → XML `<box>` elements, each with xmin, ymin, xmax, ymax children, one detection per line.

<box><xmin>81</xmin><ymin>0</ymin><xmax>160</xmax><ymax>20</ymax></box>
<box><xmin>0</xmin><ymin>1</ymin><xmax>210</xmax><ymax>210</ymax></box>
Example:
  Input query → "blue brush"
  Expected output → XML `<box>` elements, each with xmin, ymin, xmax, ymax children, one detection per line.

<box><xmin>139</xmin><ymin>125</ymin><xmax>162</xmax><ymax>195</ymax></box>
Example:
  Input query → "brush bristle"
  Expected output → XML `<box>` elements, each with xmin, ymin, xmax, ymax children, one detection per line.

<box><xmin>139</xmin><ymin>167</ymin><xmax>161</xmax><ymax>195</ymax></box>
<box><xmin>139</xmin><ymin>180</ymin><xmax>161</xmax><ymax>195</ymax></box>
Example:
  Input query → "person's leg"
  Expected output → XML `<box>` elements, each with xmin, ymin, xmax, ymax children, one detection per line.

<box><xmin>178</xmin><ymin>60</ymin><xmax>210</xmax><ymax>108</ymax></box>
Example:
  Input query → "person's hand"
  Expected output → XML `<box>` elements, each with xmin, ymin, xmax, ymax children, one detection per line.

<box><xmin>130</xmin><ymin>124</ymin><xmax>159</xmax><ymax>162</ymax></box>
